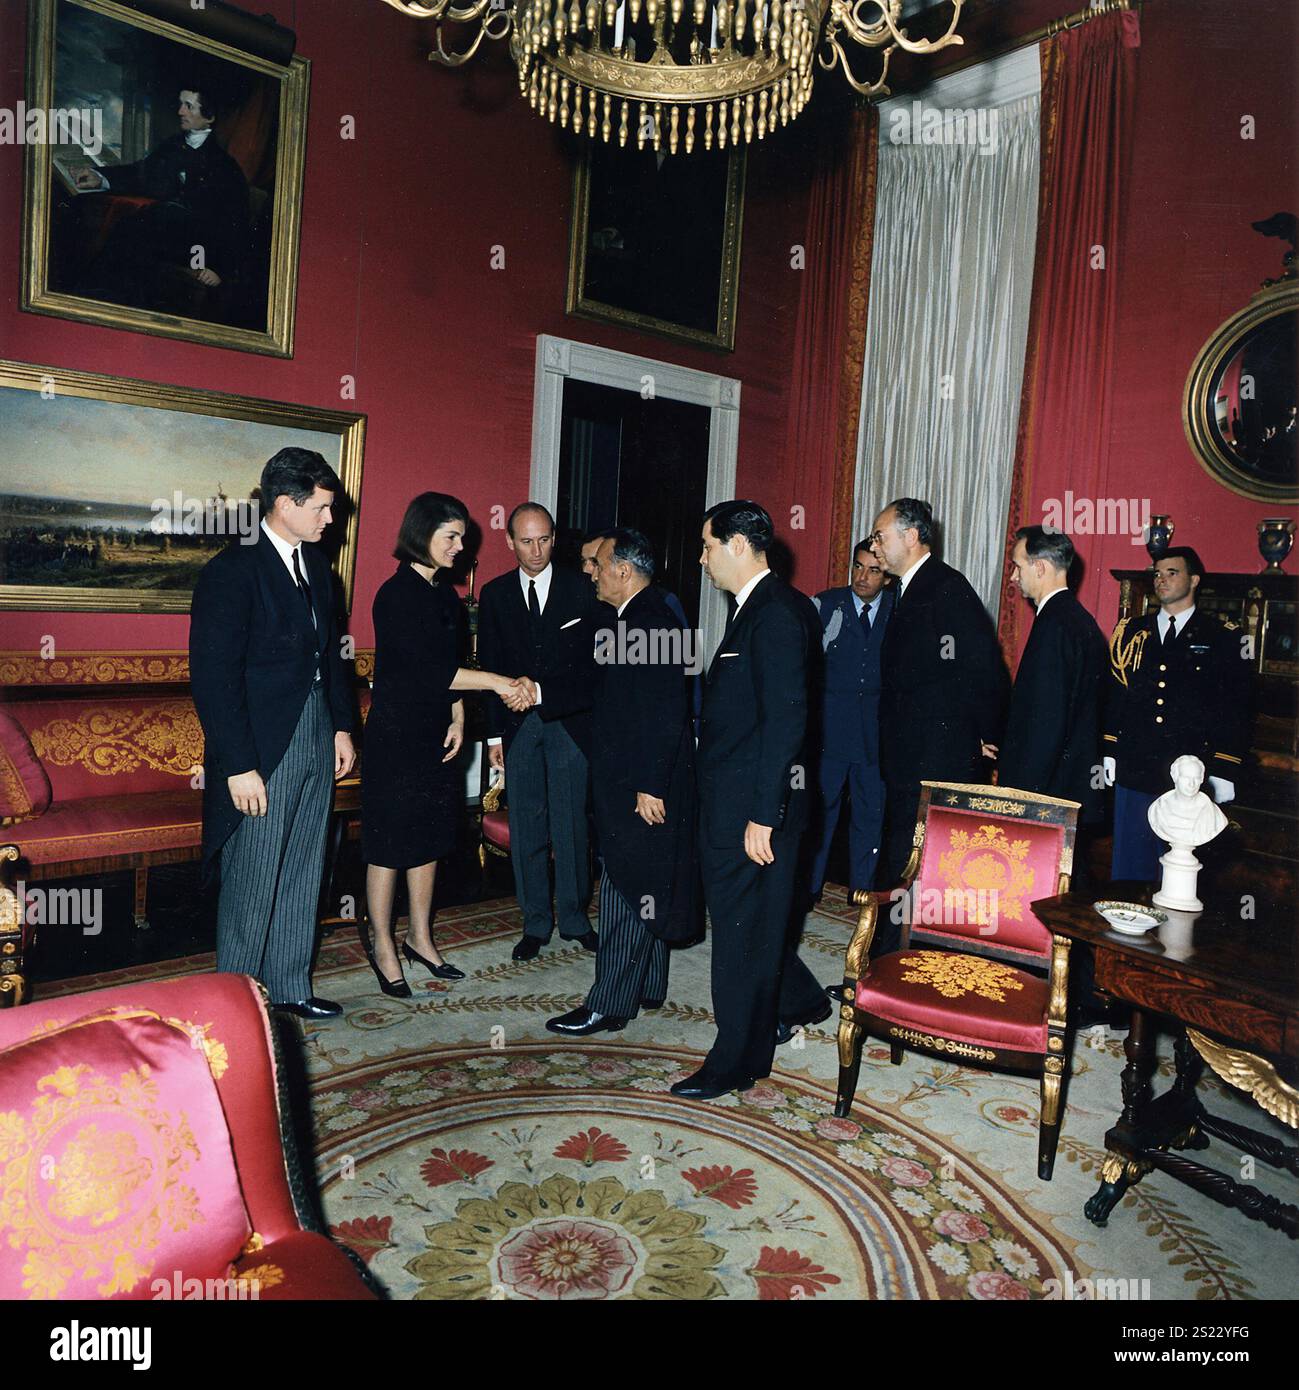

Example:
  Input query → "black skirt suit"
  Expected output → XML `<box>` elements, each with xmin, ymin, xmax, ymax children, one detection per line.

<box><xmin>361</xmin><ymin>563</ymin><xmax>465</xmax><ymax>868</ymax></box>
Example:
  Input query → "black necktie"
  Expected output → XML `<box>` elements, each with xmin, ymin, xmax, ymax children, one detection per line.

<box><xmin>859</xmin><ymin>600</ymin><xmax>873</xmax><ymax>633</ymax></box>
<box><xmin>528</xmin><ymin>578</ymin><xmax>541</xmax><ymax>624</ymax></box>
<box><xmin>1162</xmin><ymin>616</ymin><xmax>1176</xmax><ymax>646</ymax></box>
<box><xmin>292</xmin><ymin>548</ymin><xmax>315</xmax><ymax>627</ymax></box>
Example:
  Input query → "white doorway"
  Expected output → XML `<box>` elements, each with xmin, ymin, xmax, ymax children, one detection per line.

<box><xmin>530</xmin><ymin>333</ymin><xmax>741</xmax><ymax>661</ymax></box>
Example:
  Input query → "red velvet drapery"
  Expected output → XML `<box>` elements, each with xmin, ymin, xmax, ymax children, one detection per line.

<box><xmin>997</xmin><ymin>8</ymin><xmax>1142</xmax><ymax>669</ymax></box>
<box><xmin>780</xmin><ymin>105</ymin><xmax>879</xmax><ymax>593</ymax></box>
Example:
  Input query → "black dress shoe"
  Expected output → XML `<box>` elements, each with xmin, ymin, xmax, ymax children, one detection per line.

<box><xmin>670</xmin><ymin>1069</ymin><xmax>756</xmax><ymax>1100</ymax></box>
<box><xmin>573</xmin><ymin>930</ymin><xmax>599</xmax><ymax>953</ymax></box>
<box><xmin>402</xmin><ymin>941</ymin><xmax>465</xmax><ymax>980</ymax></box>
<box><xmin>273</xmin><ymin>997</ymin><xmax>343</xmax><ymax>1019</ymax></box>
<box><xmin>512</xmin><ymin>936</ymin><xmax>543</xmax><ymax>962</ymax></box>
<box><xmin>545</xmin><ymin>1006</ymin><xmax>627</xmax><ymax>1036</ymax></box>
<box><xmin>776</xmin><ymin>998</ymin><xmax>834</xmax><ymax>1046</ymax></box>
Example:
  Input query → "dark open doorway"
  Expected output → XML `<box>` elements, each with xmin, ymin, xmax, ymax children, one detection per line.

<box><xmin>556</xmin><ymin>378</ymin><xmax>711</xmax><ymax>625</ymax></box>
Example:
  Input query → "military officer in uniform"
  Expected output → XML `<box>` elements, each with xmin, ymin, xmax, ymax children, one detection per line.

<box><xmin>1103</xmin><ymin>547</ymin><xmax>1251</xmax><ymax>879</ymax></box>
<box><xmin>807</xmin><ymin>541</ymin><xmax>893</xmax><ymax>900</ymax></box>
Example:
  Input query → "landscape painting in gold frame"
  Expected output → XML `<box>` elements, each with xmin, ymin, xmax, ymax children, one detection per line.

<box><xmin>0</xmin><ymin>359</ymin><xmax>365</xmax><ymax>615</ymax></box>
<box><xmin>22</xmin><ymin>0</ymin><xmax>309</xmax><ymax>357</ymax></box>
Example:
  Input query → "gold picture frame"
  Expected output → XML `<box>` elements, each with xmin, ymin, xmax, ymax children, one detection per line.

<box><xmin>1258</xmin><ymin>598</ymin><xmax>1298</xmax><ymax>679</ymax></box>
<box><xmin>566</xmin><ymin>143</ymin><xmax>745</xmax><ymax>352</ymax></box>
<box><xmin>0</xmin><ymin>358</ymin><xmax>366</xmax><ymax>614</ymax></box>
<box><xmin>21</xmin><ymin>0</ymin><xmax>309</xmax><ymax>358</ymax></box>
<box><xmin>1182</xmin><ymin>278</ymin><xmax>1298</xmax><ymax>504</ymax></box>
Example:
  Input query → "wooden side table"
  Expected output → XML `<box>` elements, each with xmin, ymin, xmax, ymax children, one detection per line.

<box><xmin>1032</xmin><ymin>878</ymin><xmax>1298</xmax><ymax>1237</ymax></box>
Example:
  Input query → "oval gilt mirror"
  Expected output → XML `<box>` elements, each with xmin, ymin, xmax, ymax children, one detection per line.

<box><xmin>1183</xmin><ymin>279</ymin><xmax>1298</xmax><ymax>503</ymax></box>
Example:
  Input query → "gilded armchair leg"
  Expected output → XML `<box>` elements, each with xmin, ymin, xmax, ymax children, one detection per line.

<box><xmin>1038</xmin><ymin>1060</ymin><xmax>1065</xmax><ymax>1181</ymax></box>
<box><xmin>0</xmin><ymin>846</ymin><xmax>24</xmax><ymax>1008</ymax></box>
<box><xmin>834</xmin><ymin>1007</ymin><xmax>864</xmax><ymax>1118</ymax></box>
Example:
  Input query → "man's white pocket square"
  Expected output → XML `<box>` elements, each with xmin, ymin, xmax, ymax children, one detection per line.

<box><xmin>560</xmin><ymin>617</ymin><xmax>581</xmax><ymax>630</ymax></box>
<box><xmin>718</xmin><ymin>651</ymin><xmax>739</xmax><ymax>658</ymax></box>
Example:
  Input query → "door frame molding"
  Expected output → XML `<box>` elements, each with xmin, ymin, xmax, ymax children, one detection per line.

<box><xmin>530</xmin><ymin>333</ymin><xmax>741</xmax><ymax>661</ymax></box>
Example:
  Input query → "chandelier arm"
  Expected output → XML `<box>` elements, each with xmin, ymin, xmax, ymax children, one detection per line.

<box><xmin>379</xmin><ymin>0</ymin><xmax>452</xmax><ymax>18</ymax></box>
<box><xmin>822</xmin><ymin>31</ymin><xmax>895</xmax><ymax>97</ymax></box>
<box><xmin>443</xmin><ymin>0</ymin><xmax>497</xmax><ymax>23</ymax></box>
<box><xmin>843</xmin><ymin>0</ymin><xmax>965</xmax><ymax>56</ymax></box>
<box><xmin>430</xmin><ymin>13</ymin><xmax>510</xmax><ymax>65</ymax></box>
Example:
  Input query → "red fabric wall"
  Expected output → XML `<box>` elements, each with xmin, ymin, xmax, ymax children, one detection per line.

<box><xmin>1058</xmin><ymin>0</ymin><xmax>1297</xmax><ymax>628</ymax></box>
<box><xmin>1</xmin><ymin>0</ymin><xmax>1293</xmax><ymax>656</ymax></box>
<box><xmin>0</xmin><ymin>0</ymin><xmax>817</xmax><ymax>652</ymax></box>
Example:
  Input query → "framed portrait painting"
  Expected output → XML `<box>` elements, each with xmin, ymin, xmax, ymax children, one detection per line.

<box><xmin>0</xmin><ymin>360</ymin><xmax>366</xmax><ymax>615</ymax></box>
<box><xmin>21</xmin><ymin>0</ymin><xmax>309</xmax><ymax>357</ymax></box>
<box><xmin>566</xmin><ymin>142</ymin><xmax>745</xmax><ymax>351</ymax></box>
<box><xmin>1259</xmin><ymin>598</ymin><xmax>1298</xmax><ymax>679</ymax></box>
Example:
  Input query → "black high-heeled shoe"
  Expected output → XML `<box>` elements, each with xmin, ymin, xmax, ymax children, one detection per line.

<box><xmin>359</xmin><ymin>921</ymin><xmax>412</xmax><ymax>998</ymax></box>
<box><xmin>403</xmin><ymin>940</ymin><xmax>465</xmax><ymax>980</ymax></box>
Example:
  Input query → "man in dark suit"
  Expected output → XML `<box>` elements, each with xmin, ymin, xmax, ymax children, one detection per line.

<box><xmin>994</xmin><ymin>526</ymin><xmax>1108</xmax><ymax>850</ymax></box>
<box><xmin>808</xmin><ymin>542</ymin><xmax>893</xmax><ymax>899</ymax></box>
<box><xmin>75</xmin><ymin>87</ymin><xmax>250</xmax><ymax>315</ymax></box>
<box><xmin>547</xmin><ymin>529</ymin><xmax>698</xmax><ymax>1036</ymax></box>
<box><xmin>1102</xmin><ymin>546</ymin><xmax>1251</xmax><ymax>879</ymax></box>
<box><xmin>671</xmin><ymin>501</ymin><xmax>830</xmax><ymax>1101</ymax></box>
<box><xmin>870</xmin><ymin>498</ymin><xmax>1008</xmax><ymax>951</ymax></box>
<box><xmin>189</xmin><ymin>448</ymin><xmax>356</xmax><ymax>1018</ymax></box>
<box><xmin>478</xmin><ymin>503</ymin><xmax>601</xmax><ymax>960</ymax></box>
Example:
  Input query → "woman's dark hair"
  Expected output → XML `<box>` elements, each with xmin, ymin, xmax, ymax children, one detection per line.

<box><xmin>394</xmin><ymin>492</ymin><xmax>469</xmax><ymax>566</ymax></box>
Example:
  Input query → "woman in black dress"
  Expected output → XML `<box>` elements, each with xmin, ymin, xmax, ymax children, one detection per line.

<box><xmin>361</xmin><ymin>493</ymin><xmax>534</xmax><ymax>995</ymax></box>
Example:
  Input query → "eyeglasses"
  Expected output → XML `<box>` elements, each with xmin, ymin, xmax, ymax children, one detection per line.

<box><xmin>866</xmin><ymin>531</ymin><xmax>884</xmax><ymax>548</ymax></box>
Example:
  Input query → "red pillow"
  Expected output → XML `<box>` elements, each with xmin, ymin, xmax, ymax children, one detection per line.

<box><xmin>0</xmin><ymin>1009</ymin><xmax>252</xmax><ymax>1299</ymax></box>
<box><xmin>0</xmin><ymin>709</ymin><xmax>51</xmax><ymax>823</ymax></box>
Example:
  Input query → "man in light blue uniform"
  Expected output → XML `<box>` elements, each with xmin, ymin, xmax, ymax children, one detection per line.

<box><xmin>808</xmin><ymin>541</ymin><xmax>893</xmax><ymax>898</ymax></box>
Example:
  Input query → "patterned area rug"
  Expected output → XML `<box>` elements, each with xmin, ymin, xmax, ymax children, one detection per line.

<box><xmin>41</xmin><ymin>889</ymin><xmax>1299</xmax><ymax>1299</ymax></box>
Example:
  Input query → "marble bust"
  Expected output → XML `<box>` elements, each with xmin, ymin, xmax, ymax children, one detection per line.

<box><xmin>1148</xmin><ymin>755</ymin><xmax>1228</xmax><ymax>911</ymax></box>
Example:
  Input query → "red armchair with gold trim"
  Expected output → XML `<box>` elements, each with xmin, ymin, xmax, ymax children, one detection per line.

<box><xmin>834</xmin><ymin>781</ymin><xmax>1080</xmax><ymax>1180</ymax></box>
<box><xmin>478</xmin><ymin>767</ymin><xmax>511</xmax><ymax>871</ymax></box>
<box><xmin>0</xmin><ymin>973</ymin><xmax>375</xmax><ymax>1299</ymax></box>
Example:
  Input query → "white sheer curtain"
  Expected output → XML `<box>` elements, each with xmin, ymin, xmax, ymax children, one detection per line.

<box><xmin>851</xmin><ymin>49</ymin><xmax>1041</xmax><ymax>617</ymax></box>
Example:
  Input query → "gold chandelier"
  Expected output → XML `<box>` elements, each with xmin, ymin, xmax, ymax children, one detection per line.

<box><xmin>379</xmin><ymin>0</ymin><xmax>965</xmax><ymax>153</ymax></box>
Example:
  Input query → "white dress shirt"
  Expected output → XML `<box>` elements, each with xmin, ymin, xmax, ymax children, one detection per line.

<box><xmin>616</xmin><ymin>583</ymin><xmax>650</xmax><ymax>618</ymax></box>
<box><xmin>896</xmin><ymin>550</ymin><xmax>931</xmax><ymax>601</ymax></box>
<box><xmin>733</xmin><ymin>568</ymin><xmax>772</xmax><ymax>613</ymax></box>
<box><xmin>261</xmin><ymin>517</ymin><xmax>305</xmax><ymax>582</ymax></box>
<box><xmin>853</xmin><ymin>591</ymin><xmax>885</xmax><ymax>625</ymax></box>
<box><xmin>1034</xmin><ymin>585</ymin><xmax>1067</xmax><ymax>615</ymax></box>
<box><xmin>1157</xmin><ymin>604</ymin><xmax>1195</xmax><ymax>641</ymax></box>
<box><xmin>261</xmin><ymin>519</ymin><xmax>320</xmax><ymax>680</ymax></box>
<box><xmin>519</xmin><ymin>563</ymin><xmax>553</xmax><ymax>612</ymax></box>
<box><xmin>487</xmin><ymin>565</ymin><xmax>553</xmax><ymax>746</ymax></box>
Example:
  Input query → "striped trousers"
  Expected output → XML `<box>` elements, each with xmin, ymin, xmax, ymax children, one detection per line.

<box><xmin>586</xmin><ymin>872</ymin><xmax>669</xmax><ymax>1019</ymax></box>
<box><xmin>216</xmin><ymin>687</ymin><xmax>334</xmax><ymax>1002</ymax></box>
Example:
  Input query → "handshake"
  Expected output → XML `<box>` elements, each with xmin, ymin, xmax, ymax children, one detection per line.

<box><xmin>496</xmin><ymin>675</ymin><xmax>538</xmax><ymax>714</ymax></box>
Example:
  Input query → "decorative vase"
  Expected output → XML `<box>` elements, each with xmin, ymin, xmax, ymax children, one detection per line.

<box><xmin>1145</xmin><ymin>515</ymin><xmax>1174</xmax><ymax>563</ymax></box>
<box><xmin>1257</xmin><ymin>518</ymin><xmax>1295</xmax><ymax>574</ymax></box>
